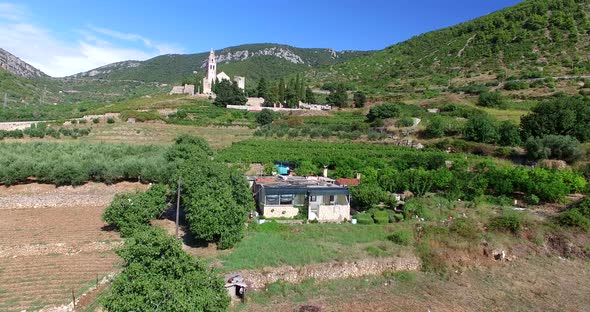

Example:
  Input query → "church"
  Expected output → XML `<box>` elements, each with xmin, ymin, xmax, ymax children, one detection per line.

<box><xmin>202</xmin><ymin>49</ymin><xmax>245</xmax><ymax>94</ymax></box>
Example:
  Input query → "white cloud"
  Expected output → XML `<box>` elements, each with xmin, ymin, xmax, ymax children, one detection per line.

<box><xmin>0</xmin><ymin>2</ymin><xmax>25</xmax><ymax>21</ymax></box>
<box><xmin>0</xmin><ymin>2</ymin><xmax>183</xmax><ymax>77</ymax></box>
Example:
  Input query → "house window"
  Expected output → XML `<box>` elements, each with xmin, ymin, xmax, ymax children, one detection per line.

<box><xmin>310</xmin><ymin>195</ymin><xmax>317</xmax><ymax>202</ymax></box>
<box><xmin>280</xmin><ymin>194</ymin><xmax>293</xmax><ymax>205</ymax></box>
<box><xmin>265</xmin><ymin>195</ymin><xmax>279</xmax><ymax>205</ymax></box>
<box><xmin>329</xmin><ymin>195</ymin><xmax>335</xmax><ymax>204</ymax></box>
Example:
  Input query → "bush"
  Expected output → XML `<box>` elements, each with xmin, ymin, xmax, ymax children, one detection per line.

<box><xmin>525</xmin><ymin>135</ymin><xmax>584</xmax><ymax>163</ymax></box>
<box><xmin>366</xmin><ymin>103</ymin><xmax>401</xmax><ymax>122</ymax></box>
<box><xmin>388</xmin><ymin>229</ymin><xmax>414</xmax><ymax>246</ymax></box>
<box><xmin>397</xmin><ymin>117</ymin><xmax>415</xmax><ymax>127</ymax></box>
<box><xmin>373</xmin><ymin>210</ymin><xmax>390</xmax><ymax>224</ymax></box>
<box><xmin>478</xmin><ymin>91</ymin><xmax>506</xmax><ymax>109</ymax></box>
<box><xmin>489</xmin><ymin>209</ymin><xmax>525</xmax><ymax>234</ymax></box>
<box><xmin>107</xmin><ymin>117</ymin><xmax>115</xmax><ymax>124</ymax></box>
<box><xmin>102</xmin><ymin>184</ymin><xmax>169</xmax><ymax>236</ymax></box>
<box><xmin>450</xmin><ymin>218</ymin><xmax>479</xmax><ymax>239</ymax></box>
<box><xmin>424</xmin><ymin>116</ymin><xmax>445</xmax><ymax>138</ymax></box>
<box><xmin>557</xmin><ymin>209</ymin><xmax>590</xmax><ymax>231</ymax></box>
<box><xmin>355</xmin><ymin>212</ymin><xmax>375</xmax><ymax>225</ymax></box>
<box><xmin>256</xmin><ymin>109</ymin><xmax>275</xmax><ymax>126</ymax></box>
<box><xmin>463</xmin><ymin>114</ymin><xmax>499</xmax><ymax>144</ymax></box>
<box><xmin>92</xmin><ymin>118</ymin><xmax>100</xmax><ymax>124</ymax></box>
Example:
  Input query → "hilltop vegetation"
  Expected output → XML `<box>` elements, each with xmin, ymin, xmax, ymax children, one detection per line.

<box><xmin>73</xmin><ymin>43</ymin><xmax>371</xmax><ymax>86</ymax></box>
<box><xmin>309</xmin><ymin>0</ymin><xmax>590</xmax><ymax>91</ymax></box>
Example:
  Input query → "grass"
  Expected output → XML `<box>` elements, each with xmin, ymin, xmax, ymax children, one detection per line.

<box><xmin>220</xmin><ymin>222</ymin><xmax>406</xmax><ymax>271</ymax></box>
<box><xmin>479</xmin><ymin>106</ymin><xmax>528</xmax><ymax>124</ymax></box>
<box><xmin>238</xmin><ymin>271</ymin><xmax>421</xmax><ymax>309</ymax></box>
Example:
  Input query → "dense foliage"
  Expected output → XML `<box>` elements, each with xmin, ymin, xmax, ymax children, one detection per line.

<box><xmin>214</xmin><ymin>79</ymin><xmax>247</xmax><ymax>107</ymax></box>
<box><xmin>309</xmin><ymin>0</ymin><xmax>590</xmax><ymax>91</ymax></box>
<box><xmin>170</xmin><ymin>136</ymin><xmax>253</xmax><ymax>249</ymax></box>
<box><xmin>219</xmin><ymin>139</ymin><xmax>587</xmax><ymax>204</ymax></box>
<box><xmin>0</xmin><ymin>142</ymin><xmax>170</xmax><ymax>185</ymax></box>
<box><xmin>102</xmin><ymin>185</ymin><xmax>169</xmax><ymax>236</ymax></box>
<box><xmin>521</xmin><ymin>96</ymin><xmax>590</xmax><ymax>142</ymax></box>
<box><xmin>102</xmin><ymin>227</ymin><xmax>229</xmax><ymax>311</ymax></box>
<box><xmin>525</xmin><ymin>135</ymin><xmax>585</xmax><ymax>163</ymax></box>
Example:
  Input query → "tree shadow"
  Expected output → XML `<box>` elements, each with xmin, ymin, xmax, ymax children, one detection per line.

<box><xmin>160</xmin><ymin>203</ymin><xmax>210</xmax><ymax>248</ymax></box>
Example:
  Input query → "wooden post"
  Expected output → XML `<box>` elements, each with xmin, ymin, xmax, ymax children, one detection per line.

<box><xmin>71</xmin><ymin>289</ymin><xmax>76</xmax><ymax>309</ymax></box>
<box><xmin>176</xmin><ymin>178</ymin><xmax>181</xmax><ymax>239</ymax></box>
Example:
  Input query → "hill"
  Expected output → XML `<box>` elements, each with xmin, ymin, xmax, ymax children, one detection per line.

<box><xmin>308</xmin><ymin>0</ymin><xmax>590</xmax><ymax>91</ymax></box>
<box><xmin>0</xmin><ymin>48</ymin><xmax>47</xmax><ymax>79</ymax></box>
<box><xmin>71</xmin><ymin>43</ymin><xmax>371</xmax><ymax>86</ymax></box>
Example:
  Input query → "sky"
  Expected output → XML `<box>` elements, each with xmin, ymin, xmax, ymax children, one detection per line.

<box><xmin>0</xmin><ymin>0</ymin><xmax>522</xmax><ymax>77</ymax></box>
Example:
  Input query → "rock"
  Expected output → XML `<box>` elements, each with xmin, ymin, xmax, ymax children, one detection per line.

<box><xmin>0</xmin><ymin>48</ymin><xmax>46</xmax><ymax>78</ymax></box>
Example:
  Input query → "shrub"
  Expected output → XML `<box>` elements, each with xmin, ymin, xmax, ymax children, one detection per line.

<box><xmin>557</xmin><ymin>209</ymin><xmax>590</xmax><ymax>231</ymax></box>
<box><xmin>489</xmin><ymin>209</ymin><xmax>525</xmax><ymax>234</ymax></box>
<box><xmin>366</xmin><ymin>103</ymin><xmax>401</xmax><ymax>122</ymax></box>
<box><xmin>107</xmin><ymin>117</ymin><xmax>115</xmax><ymax>124</ymax></box>
<box><xmin>525</xmin><ymin>135</ymin><xmax>584</xmax><ymax>163</ymax></box>
<box><xmin>388</xmin><ymin>229</ymin><xmax>414</xmax><ymax>246</ymax></box>
<box><xmin>397</xmin><ymin>117</ymin><xmax>415</xmax><ymax>127</ymax></box>
<box><xmin>256</xmin><ymin>109</ymin><xmax>275</xmax><ymax>126</ymax></box>
<box><xmin>525</xmin><ymin>194</ymin><xmax>540</xmax><ymax>205</ymax></box>
<box><xmin>463</xmin><ymin>114</ymin><xmax>499</xmax><ymax>144</ymax></box>
<box><xmin>92</xmin><ymin>118</ymin><xmax>100</xmax><ymax>124</ymax></box>
<box><xmin>355</xmin><ymin>212</ymin><xmax>375</xmax><ymax>225</ymax></box>
<box><xmin>478</xmin><ymin>91</ymin><xmax>506</xmax><ymax>109</ymax></box>
<box><xmin>373</xmin><ymin>210</ymin><xmax>390</xmax><ymax>224</ymax></box>
<box><xmin>450</xmin><ymin>218</ymin><xmax>479</xmax><ymax>239</ymax></box>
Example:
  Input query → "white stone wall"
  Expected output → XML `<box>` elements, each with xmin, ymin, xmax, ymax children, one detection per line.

<box><xmin>317</xmin><ymin>205</ymin><xmax>350</xmax><ymax>222</ymax></box>
<box><xmin>262</xmin><ymin>205</ymin><xmax>300</xmax><ymax>219</ymax></box>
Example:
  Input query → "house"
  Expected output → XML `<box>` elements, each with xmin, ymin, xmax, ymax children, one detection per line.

<box><xmin>252</xmin><ymin>175</ymin><xmax>351</xmax><ymax>223</ymax></box>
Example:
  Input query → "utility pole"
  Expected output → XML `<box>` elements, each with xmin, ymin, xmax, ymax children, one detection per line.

<box><xmin>176</xmin><ymin>178</ymin><xmax>181</xmax><ymax>239</ymax></box>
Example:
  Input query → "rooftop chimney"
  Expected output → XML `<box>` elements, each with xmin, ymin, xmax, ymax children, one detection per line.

<box><xmin>323</xmin><ymin>166</ymin><xmax>328</xmax><ymax>178</ymax></box>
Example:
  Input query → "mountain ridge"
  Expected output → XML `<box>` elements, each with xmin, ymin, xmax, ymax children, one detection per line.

<box><xmin>70</xmin><ymin>43</ymin><xmax>372</xmax><ymax>85</ymax></box>
<box><xmin>0</xmin><ymin>48</ymin><xmax>47</xmax><ymax>79</ymax></box>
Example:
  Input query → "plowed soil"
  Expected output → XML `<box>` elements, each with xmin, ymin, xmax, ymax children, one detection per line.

<box><xmin>0</xmin><ymin>182</ymin><xmax>147</xmax><ymax>312</ymax></box>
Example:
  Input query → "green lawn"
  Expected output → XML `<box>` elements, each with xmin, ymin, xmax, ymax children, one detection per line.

<box><xmin>220</xmin><ymin>222</ymin><xmax>411</xmax><ymax>271</ymax></box>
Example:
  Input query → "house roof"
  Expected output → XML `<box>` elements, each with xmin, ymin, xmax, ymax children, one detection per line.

<box><xmin>335</xmin><ymin>178</ymin><xmax>360</xmax><ymax>186</ymax></box>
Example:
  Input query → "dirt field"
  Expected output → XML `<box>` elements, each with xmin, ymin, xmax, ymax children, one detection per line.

<box><xmin>0</xmin><ymin>182</ymin><xmax>147</xmax><ymax>312</ymax></box>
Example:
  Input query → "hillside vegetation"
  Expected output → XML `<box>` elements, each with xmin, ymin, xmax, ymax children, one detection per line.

<box><xmin>309</xmin><ymin>0</ymin><xmax>590</xmax><ymax>91</ymax></box>
<box><xmin>72</xmin><ymin>43</ymin><xmax>371</xmax><ymax>85</ymax></box>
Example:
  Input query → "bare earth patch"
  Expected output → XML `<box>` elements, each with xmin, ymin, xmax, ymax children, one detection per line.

<box><xmin>0</xmin><ymin>182</ymin><xmax>146</xmax><ymax>312</ymax></box>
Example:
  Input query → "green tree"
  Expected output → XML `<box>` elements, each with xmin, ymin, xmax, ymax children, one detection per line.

<box><xmin>353</xmin><ymin>91</ymin><xmax>367</xmax><ymax>107</ymax></box>
<box><xmin>102</xmin><ymin>227</ymin><xmax>229</xmax><ymax>312</ymax></box>
<box><xmin>520</xmin><ymin>96</ymin><xmax>590</xmax><ymax>142</ymax></box>
<box><xmin>326</xmin><ymin>83</ymin><xmax>348</xmax><ymax>108</ymax></box>
<box><xmin>179</xmin><ymin>159</ymin><xmax>252</xmax><ymax>249</ymax></box>
<box><xmin>424</xmin><ymin>116</ymin><xmax>445</xmax><ymax>138</ymax></box>
<box><xmin>366</xmin><ymin>103</ymin><xmax>401</xmax><ymax>122</ymax></box>
<box><xmin>525</xmin><ymin>135</ymin><xmax>584</xmax><ymax>163</ymax></box>
<box><xmin>214</xmin><ymin>79</ymin><xmax>247</xmax><ymax>107</ymax></box>
<box><xmin>102</xmin><ymin>185</ymin><xmax>169</xmax><ymax>237</ymax></box>
<box><xmin>278</xmin><ymin>78</ymin><xmax>286</xmax><ymax>105</ymax></box>
<box><xmin>464</xmin><ymin>114</ymin><xmax>499</xmax><ymax>143</ymax></box>
<box><xmin>349</xmin><ymin>183</ymin><xmax>388</xmax><ymax>211</ymax></box>
<box><xmin>498</xmin><ymin>120</ymin><xmax>522</xmax><ymax>146</ymax></box>
<box><xmin>256</xmin><ymin>77</ymin><xmax>268</xmax><ymax>99</ymax></box>
<box><xmin>256</xmin><ymin>109</ymin><xmax>274</xmax><ymax>126</ymax></box>
<box><xmin>304</xmin><ymin>87</ymin><xmax>316</xmax><ymax>104</ymax></box>
<box><xmin>478</xmin><ymin>91</ymin><xmax>506</xmax><ymax>109</ymax></box>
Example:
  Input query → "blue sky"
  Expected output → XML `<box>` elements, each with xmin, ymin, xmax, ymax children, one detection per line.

<box><xmin>0</xmin><ymin>0</ymin><xmax>522</xmax><ymax>77</ymax></box>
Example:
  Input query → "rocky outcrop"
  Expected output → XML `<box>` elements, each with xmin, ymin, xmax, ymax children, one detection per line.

<box><xmin>0</xmin><ymin>48</ymin><xmax>46</xmax><ymax>78</ymax></box>
<box><xmin>202</xmin><ymin>47</ymin><xmax>305</xmax><ymax>67</ymax></box>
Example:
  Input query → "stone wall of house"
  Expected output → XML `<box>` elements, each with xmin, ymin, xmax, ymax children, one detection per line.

<box><xmin>263</xmin><ymin>205</ymin><xmax>299</xmax><ymax>219</ymax></box>
<box><xmin>317</xmin><ymin>205</ymin><xmax>350</xmax><ymax>222</ymax></box>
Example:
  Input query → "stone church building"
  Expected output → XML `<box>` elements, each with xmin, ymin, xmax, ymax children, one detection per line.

<box><xmin>202</xmin><ymin>49</ymin><xmax>245</xmax><ymax>94</ymax></box>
